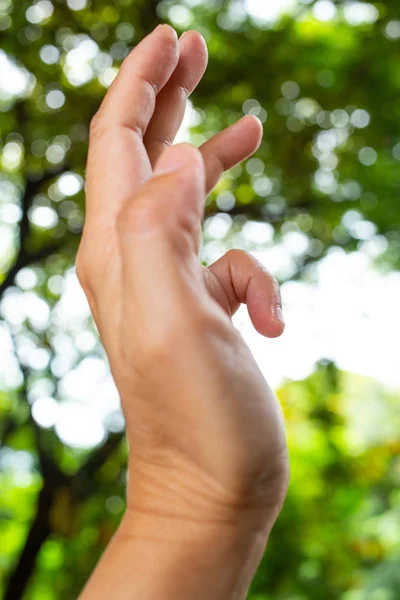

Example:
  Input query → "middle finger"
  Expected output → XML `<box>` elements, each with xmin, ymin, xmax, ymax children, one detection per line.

<box><xmin>144</xmin><ymin>30</ymin><xmax>208</xmax><ymax>167</ymax></box>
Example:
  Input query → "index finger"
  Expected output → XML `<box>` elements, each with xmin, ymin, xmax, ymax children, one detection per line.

<box><xmin>85</xmin><ymin>25</ymin><xmax>179</xmax><ymax>222</ymax></box>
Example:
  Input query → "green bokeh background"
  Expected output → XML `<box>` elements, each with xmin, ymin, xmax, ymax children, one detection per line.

<box><xmin>0</xmin><ymin>0</ymin><xmax>399</xmax><ymax>598</ymax></box>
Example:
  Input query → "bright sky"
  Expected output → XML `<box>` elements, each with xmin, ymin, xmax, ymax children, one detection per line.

<box><xmin>236</xmin><ymin>249</ymin><xmax>400</xmax><ymax>391</ymax></box>
<box><xmin>245</xmin><ymin>0</ymin><xmax>380</xmax><ymax>26</ymax></box>
<box><xmin>245</xmin><ymin>0</ymin><xmax>297</xmax><ymax>23</ymax></box>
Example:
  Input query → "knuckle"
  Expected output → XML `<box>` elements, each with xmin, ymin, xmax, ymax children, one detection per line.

<box><xmin>271</xmin><ymin>276</ymin><xmax>281</xmax><ymax>294</ymax></box>
<box><xmin>139</xmin><ymin>307</ymin><xmax>208</xmax><ymax>366</ymax></box>
<box><xmin>181</xmin><ymin>143</ymin><xmax>203</xmax><ymax>167</ymax></box>
<box><xmin>226</xmin><ymin>248</ymin><xmax>249</xmax><ymax>261</ymax></box>
<box><xmin>177</xmin><ymin>82</ymin><xmax>191</xmax><ymax>98</ymax></box>
<box><xmin>117</xmin><ymin>200</ymin><xmax>162</xmax><ymax>237</ymax></box>
<box><xmin>140</xmin><ymin>326</ymin><xmax>177</xmax><ymax>366</ymax></box>
<box><xmin>189</xmin><ymin>304</ymin><xmax>233</xmax><ymax>344</ymax></box>
<box><xmin>75</xmin><ymin>248</ymin><xmax>99</xmax><ymax>317</ymax></box>
<box><xmin>89</xmin><ymin>112</ymin><xmax>107</xmax><ymax>140</ymax></box>
<box><xmin>75</xmin><ymin>248</ymin><xmax>90</xmax><ymax>290</ymax></box>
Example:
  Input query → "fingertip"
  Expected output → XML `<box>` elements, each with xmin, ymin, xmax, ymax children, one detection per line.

<box><xmin>177</xmin><ymin>30</ymin><xmax>209</xmax><ymax>83</ymax></box>
<box><xmin>150</xmin><ymin>24</ymin><xmax>179</xmax><ymax>62</ymax></box>
<box><xmin>139</xmin><ymin>143</ymin><xmax>205</xmax><ymax>236</ymax></box>
<box><xmin>183</xmin><ymin>30</ymin><xmax>208</xmax><ymax>64</ymax></box>
<box><xmin>179</xmin><ymin>29</ymin><xmax>207</xmax><ymax>49</ymax></box>
<box><xmin>155</xmin><ymin>23</ymin><xmax>178</xmax><ymax>42</ymax></box>
<box><xmin>247</xmin><ymin>289</ymin><xmax>285</xmax><ymax>339</ymax></box>
<box><xmin>250</xmin><ymin>311</ymin><xmax>285</xmax><ymax>339</ymax></box>
<box><xmin>153</xmin><ymin>143</ymin><xmax>205</xmax><ymax>183</ymax></box>
<box><xmin>175</xmin><ymin>142</ymin><xmax>205</xmax><ymax>172</ymax></box>
<box><xmin>243</xmin><ymin>114</ymin><xmax>263</xmax><ymax>147</ymax></box>
<box><xmin>267</xmin><ymin>318</ymin><xmax>286</xmax><ymax>339</ymax></box>
<box><xmin>243</xmin><ymin>113</ymin><xmax>262</xmax><ymax>127</ymax></box>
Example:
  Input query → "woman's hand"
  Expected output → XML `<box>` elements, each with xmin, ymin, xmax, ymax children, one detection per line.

<box><xmin>77</xmin><ymin>24</ymin><xmax>289</xmax><ymax>599</ymax></box>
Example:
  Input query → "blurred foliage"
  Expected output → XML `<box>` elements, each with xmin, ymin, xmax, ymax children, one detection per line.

<box><xmin>1</xmin><ymin>0</ymin><xmax>400</xmax><ymax>598</ymax></box>
<box><xmin>252</xmin><ymin>365</ymin><xmax>400</xmax><ymax>600</ymax></box>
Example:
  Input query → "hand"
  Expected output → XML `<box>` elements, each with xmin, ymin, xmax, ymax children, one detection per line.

<box><xmin>77</xmin><ymin>24</ymin><xmax>289</xmax><ymax>599</ymax></box>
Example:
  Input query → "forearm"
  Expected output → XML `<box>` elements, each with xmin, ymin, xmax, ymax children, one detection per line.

<box><xmin>79</xmin><ymin>508</ymin><xmax>270</xmax><ymax>600</ymax></box>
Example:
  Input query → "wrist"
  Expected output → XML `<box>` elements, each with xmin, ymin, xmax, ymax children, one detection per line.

<box><xmin>80</xmin><ymin>454</ymin><xmax>285</xmax><ymax>600</ymax></box>
<box><xmin>79</xmin><ymin>500</ymin><xmax>272</xmax><ymax>600</ymax></box>
<box><xmin>112</xmin><ymin>453</ymin><xmax>281</xmax><ymax>600</ymax></box>
<box><xmin>114</xmin><ymin>508</ymin><xmax>270</xmax><ymax>600</ymax></box>
<box><xmin>125</xmin><ymin>448</ymin><xmax>287</xmax><ymax>533</ymax></box>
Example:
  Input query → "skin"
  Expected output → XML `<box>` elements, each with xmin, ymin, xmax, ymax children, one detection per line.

<box><xmin>77</xmin><ymin>24</ymin><xmax>290</xmax><ymax>600</ymax></box>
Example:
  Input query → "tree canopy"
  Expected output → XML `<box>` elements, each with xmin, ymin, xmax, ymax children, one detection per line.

<box><xmin>0</xmin><ymin>1</ymin><xmax>399</xmax><ymax>598</ymax></box>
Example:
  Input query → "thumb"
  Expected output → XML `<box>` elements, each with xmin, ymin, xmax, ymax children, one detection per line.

<box><xmin>117</xmin><ymin>143</ymin><xmax>206</xmax><ymax>338</ymax></box>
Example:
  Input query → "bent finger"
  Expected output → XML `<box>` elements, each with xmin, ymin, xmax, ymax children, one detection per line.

<box><xmin>145</xmin><ymin>31</ymin><xmax>208</xmax><ymax>167</ymax></box>
<box><xmin>207</xmin><ymin>249</ymin><xmax>285</xmax><ymax>338</ymax></box>
<box><xmin>95</xmin><ymin>24</ymin><xmax>179</xmax><ymax>133</ymax></box>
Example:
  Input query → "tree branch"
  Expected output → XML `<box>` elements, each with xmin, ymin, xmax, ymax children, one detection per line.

<box><xmin>3</xmin><ymin>427</ymin><xmax>125</xmax><ymax>599</ymax></box>
<box><xmin>0</xmin><ymin>167</ymin><xmax>70</xmax><ymax>300</ymax></box>
<box><xmin>0</xmin><ymin>239</ymin><xmax>66</xmax><ymax>299</ymax></box>
<box><xmin>2</xmin><ymin>359</ymin><xmax>67</xmax><ymax>600</ymax></box>
<box><xmin>73</xmin><ymin>432</ymin><xmax>125</xmax><ymax>503</ymax></box>
<box><xmin>0</xmin><ymin>416</ymin><xmax>20</xmax><ymax>448</ymax></box>
<box><xmin>3</xmin><ymin>472</ymin><xmax>60</xmax><ymax>600</ymax></box>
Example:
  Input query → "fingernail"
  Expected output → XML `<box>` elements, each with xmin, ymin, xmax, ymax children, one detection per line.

<box><xmin>179</xmin><ymin>31</ymin><xmax>190</xmax><ymax>40</ymax></box>
<box><xmin>274</xmin><ymin>304</ymin><xmax>285</xmax><ymax>326</ymax></box>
